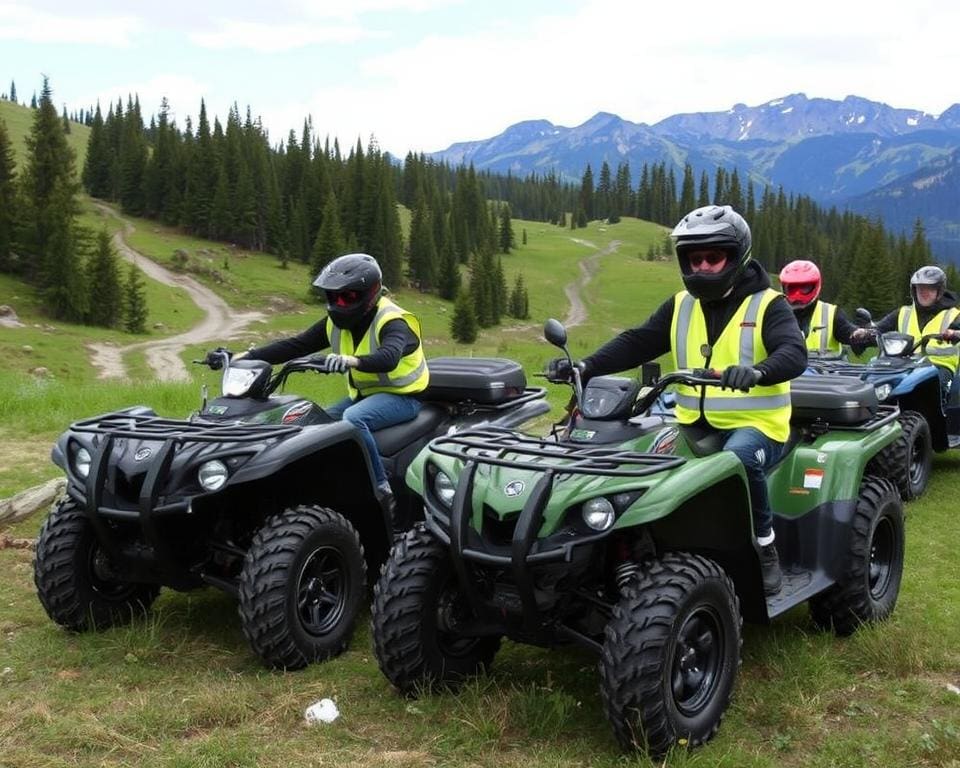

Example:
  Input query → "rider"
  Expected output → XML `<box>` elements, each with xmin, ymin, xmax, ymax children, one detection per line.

<box><xmin>239</xmin><ymin>253</ymin><xmax>430</xmax><ymax>514</ymax></box>
<box><xmin>870</xmin><ymin>265</ymin><xmax>960</xmax><ymax>401</ymax></box>
<box><xmin>552</xmin><ymin>205</ymin><xmax>807</xmax><ymax>595</ymax></box>
<box><xmin>778</xmin><ymin>259</ymin><xmax>872</xmax><ymax>355</ymax></box>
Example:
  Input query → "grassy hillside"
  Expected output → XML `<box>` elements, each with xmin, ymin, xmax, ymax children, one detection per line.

<box><xmin>0</xmin><ymin>98</ymin><xmax>91</xmax><ymax>173</ymax></box>
<box><xmin>1</xmin><ymin>209</ymin><xmax>958</xmax><ymax>767</ymax></box>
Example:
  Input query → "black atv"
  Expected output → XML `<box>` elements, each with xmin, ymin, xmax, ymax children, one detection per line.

<box><xmin>34</xmin><ymin>352</ymin><xmax>548</xmax><ymax>669</ymax></box>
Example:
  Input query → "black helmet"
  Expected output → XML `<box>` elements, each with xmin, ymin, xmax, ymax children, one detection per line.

<box><xmin>671</xmin><ymin>205</ymin><xmax>752</xmax><ymax>301</ymax></box>
<box><xmin>910</xmin><ymin>265</ymin><xmax>946</xmax><ymax>304</ymax></box>
<box><xmin>313</xmin><ymin>253</ymin><xmax>383</xmax><ymax>329</ymax></box>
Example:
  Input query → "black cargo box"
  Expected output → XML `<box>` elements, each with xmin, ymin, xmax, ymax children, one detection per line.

<box><xmin>421</xmin><ymin>357</ymin><xmax>527</xmax><ymax>404</ymax></box>
<box><xmin>790</xmin><ymin>374</ymin><xmax>878</xmax><ymax>425</ymax></box>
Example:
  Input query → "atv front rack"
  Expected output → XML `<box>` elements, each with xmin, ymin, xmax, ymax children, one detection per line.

<box><xmin>426</xmin><ymin>427</ymin><xmax>685</xmax><ymax>651</ymax></box>
<box><xmin>428</xmin><ymin>426</ymin><xmax>685</xmax><ymax>476</ymax></box>
<box><xmin>69</xmin><ymin>413</ymin><xmax>301</xmax><ymax>576</ymax></box>
<box><xmin>71</xmin><ymin>413</ymin><xmax>302</xmax><ymax>442</ymax></box>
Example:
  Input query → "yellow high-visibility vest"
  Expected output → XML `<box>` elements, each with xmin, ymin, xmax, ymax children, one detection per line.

<box><xmin>805</xmin><ymin>300</ymin><xmax>841</xmax><ymax>355</ymax></box>
<box><xmin>897</xmin><ymin>305</ymin><xmax>960</xmax><ymax>374</ymax></box>
<box><xmin>327</xmin><ymin>297</ymin><xmax>429</xmax><ymax>399</ymax></box>
<box><xmin>670</xmin><ymin>288</ymin><xmax>792</xmax><ymax>443</ymax></box>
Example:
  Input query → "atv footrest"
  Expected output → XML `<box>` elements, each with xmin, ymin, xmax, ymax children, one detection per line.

<box><xmin>766</xmin><ymin>567</ymin><xmax>833</xmax><ymax>619</ymax></box>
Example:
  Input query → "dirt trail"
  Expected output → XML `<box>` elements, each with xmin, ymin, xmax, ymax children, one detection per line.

<box><xmin>562</xmin><ymin>239</ymin><xmax>621</xmax><ymax>327</ymax></box>
<box><xmin>87</xmin><ymin>204</ymin><xmax>264</xmax><ymax>382</ymax></box>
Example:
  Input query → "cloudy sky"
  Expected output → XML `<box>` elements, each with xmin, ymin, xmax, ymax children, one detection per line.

<box><xmin>2</xmin><ymin>0</ymin><xmax>956</xmax><ymax>156</ymax></box>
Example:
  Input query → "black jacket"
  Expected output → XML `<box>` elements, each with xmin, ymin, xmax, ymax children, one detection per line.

<box><xmin>582</xmin><ymin>260</ymin><xmax>808</xmax><ymax>385</ymax></box>
<box><xmin>246</xmin><ymin>307</ymin><xmax>420</xmax><ymax>374</ymax></box>
<box><xmin>874</xmin><ymin>289</ymin><xmax>960</xmax><ymax>335</ymax></box>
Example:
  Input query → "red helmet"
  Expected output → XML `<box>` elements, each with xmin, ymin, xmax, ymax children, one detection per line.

<box><xmin>779</xmin><ymin>260</ymin><xmax>822</xmax><ymax>309</ymax></box>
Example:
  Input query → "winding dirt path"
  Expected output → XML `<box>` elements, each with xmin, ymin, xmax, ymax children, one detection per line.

<box><xmin>562</xmin><ymin>238</ymin><xmax>621</xmax><ymax>327</ymax></box>
<box><xmin>88</xmin><ymin>204</ymin><xmax>264</xmax><ymax>382</ymax></box>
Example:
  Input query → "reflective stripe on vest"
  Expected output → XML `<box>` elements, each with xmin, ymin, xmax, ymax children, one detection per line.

<box><xmin>327</xmin><ymin>297</ymin><xmax>430</xmax><ymax>398</ymax></box>
<box><xmin>897</xmin><ymin>305</ymin><xmax>960</xmax><ymax>373</ymax></box>
<box><xmin>805</xmin><ymin>301</ymin><xmax>840</xmax><ymax>355</ymax></box>
<box><xmin>671</xmin><ymin>288</ymin><xmax>792</xmax><ymax>443</ymax></box>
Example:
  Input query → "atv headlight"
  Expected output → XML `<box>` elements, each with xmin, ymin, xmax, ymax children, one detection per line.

<box><xmin>582</xmin><ymin>497</ymin><xmax>616</xmax><ymax>531</ymax></box>
<box><xmin>74</xmin><ymin>446</ymin><xmax>92</xmax><ymax>479</ymax></box>
<box><xmin>198</xmin><ymin>459</ymin><xmax>229</xmax><ymax>491</ymax></box>
<box><xmin>434</xmin><ymin>470</ymin><xmax>456</xmax><ymax>508</ymax></box>
<box><xmin>222</xmin><ymin>367</ymin><xmax>259</xmax><ymax>397</ymax></box>
<box><xmin>874</xmin><ymin>383</ymin><xmax>892</xmax><ymax>401</ymax></box>
<box><xmin>880</xmin><ymin>336</ymin><xmax>910</xmax><ymax>357</ymax></box>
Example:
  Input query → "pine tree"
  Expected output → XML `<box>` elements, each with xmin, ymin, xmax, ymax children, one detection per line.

<box><xmin>491</xmin><ymin>255</ymin><xmax>508</xmax><ymax>324</ymax></box>
<box><xmin>470</xmin><ymin>253</ymin><xmax>493</xmax><ymax>326</ymax></box>
<box><xmin>82</xmin><ymin>103</ymin><xmax>112</xmax><ymax>198</ymax></box>
<box><xmin>522</xmin><ymin>228</ymin><xmax>527</xmax><ymax>245</ymax></box>
<box><xmin>311</xmin><ymin>192</ymin><xmax>344</xmax><ymax>278</ymax></box>
<box><xmin>9</xmin><ymin>81</ymin><xmax>16</xmax><ymax>104</ymax></box>
<box><xmin>118</xmin><ymin>97</ymin><xmax>147</xmax><ymax>215</ymax></box>
<box><xmin>407</xmin><ymin>194</ymin><xmax>437</xmax><ymax>289</ymax></box>
<box><xmin>0</xmin><ymin>118</ymin><xmax>15</xmax><ymax>272</ymax></box>
<box><xmin>498</xmin><ymin>203</ymin><xmax>515</xmax><ymax>253</ymax></box>
<box><xmin>123</xmin><ymin>262</ymin><xmax>148</xmax><ymax>333</ymax></box>
<box><xmin>19</xmin><ymin>77</ymin><xmax>86</xmax><ymax>320</ymax></box>
<box><xmin>438</xmin><ymin>216</ymin><xmax>460</xmax><ymax>301</ymax></box>
<box><xmin>86</xmin><ymin>229</ymin><xmax>122</xmax><ymax>327</ymax></box>
<box><xmin>509</xmin><ymin>273</ymin><xmax>530</xmax><ymax>318</ymax></box>
<box><xmin>450</xmin><ymin>288</ymin><xmax>478</xmax><ymax>343</ymax></box>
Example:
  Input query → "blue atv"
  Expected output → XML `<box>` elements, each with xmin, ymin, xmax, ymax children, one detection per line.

<box><xmin>805</xmin><ymin>310</ymin><xmax>960</xmax><ymax>500</ymax></box>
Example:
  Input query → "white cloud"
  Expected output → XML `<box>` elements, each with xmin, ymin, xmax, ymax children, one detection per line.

<box><xmin>190</xmin><ymin>20</ymin><xmax>383</xmax><ymax>52</ymax></box>
<box><xmin>0</xmin><ymin>3</ymin><xmax>140</xmax><ymax>46</ymax></box>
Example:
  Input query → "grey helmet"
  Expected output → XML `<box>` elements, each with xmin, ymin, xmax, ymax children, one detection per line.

<box><xmin>910</xmin><ymin>265</ymin><xmax>946</xmax><ymax>304</ymax></box>
<box><xmin>313</xmin><ymin>253</ymin><xmax>383</xmax><ymax>329</ymax></box>
<box><xmin>671</xmin><ymin>205</ymin><xmax>753</xmax><ymax>301</ymax></box>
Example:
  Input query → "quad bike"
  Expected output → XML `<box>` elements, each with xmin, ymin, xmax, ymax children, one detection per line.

<box><xmin>34</xmin><ymin>352</ymin><xmax>548</xmax><ymax>670</ymax></box>
<box><xmin>371</xmin><ymin>320</ymin><xmax>905</xmax><ymax>755</ymax></box>
<box><xmin>805</xmin><ymin>307</ymin><xmax>960</xmax><ymax>500</ymax></box>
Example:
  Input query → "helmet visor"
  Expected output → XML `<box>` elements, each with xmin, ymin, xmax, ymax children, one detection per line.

<box><xmin>784</xmin><ymin>282</ymin><xmax>818</xmax><ymax>305</ymax></box>
<box><xmin>327</xmin><ymin>289</ymin><xmax>363</xmax><ymax>307</ymax></box>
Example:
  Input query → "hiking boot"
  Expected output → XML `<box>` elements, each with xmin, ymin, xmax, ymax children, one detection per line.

<box><xmin>759</xmin><ymin>542</ymin><xmax>783</xmax><ymax>596</ymax></box>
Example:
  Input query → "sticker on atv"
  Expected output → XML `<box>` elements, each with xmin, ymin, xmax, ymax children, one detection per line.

<box><xmin>570</xmin><ymin>428</ymin><xmax>597</xmax><ymax>441</ymax></box>
<box><xmin>504</xmin><ymin>480</ymin><xmax>525</xmax><ymax>497</ymax></box>
<box><xmin>206</xmin><ymin>405</ymin><xmax>228</xmax><ymax>415</ymax></box>
<box><xmin>650</xmin><ymin>427</ymin><xmax>680</xmax><ymax>455</ymax></box>
<box><xmin>803</xmin><ymin>469</ymin><xmax>825</xmax><ymax>489</ymax></box>
<box><xmin>282</xmin><ymin>402</ymin><xmax>313</xmax><ymax>424</ymax></box>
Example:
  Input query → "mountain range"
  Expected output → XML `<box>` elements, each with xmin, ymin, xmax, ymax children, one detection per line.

<box><xmin>430</xmin><ymin>94</ymin><xmax>960</xmax><ymax>260</ymax></box>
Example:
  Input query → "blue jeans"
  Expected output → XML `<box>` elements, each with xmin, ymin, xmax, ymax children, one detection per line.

<box><xmin>326</xmin><ymin>393</ymin><xmax>422</xmax><ymax>486</ymax></box>
<box><xmin>721</xmin><ymin>427</ymin><xmax>784</xmax><ymax>539</ymax></box>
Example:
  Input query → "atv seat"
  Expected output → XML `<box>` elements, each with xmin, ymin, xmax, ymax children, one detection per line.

<box><xmin>790</xmin><ymin>374</ymin><xmax>878</xmax><ymax>425</ymax></box>
<box><xmin>373</xmin><ymin>403</ymin><xmax>447</xmax><ymax>458</ymax></box>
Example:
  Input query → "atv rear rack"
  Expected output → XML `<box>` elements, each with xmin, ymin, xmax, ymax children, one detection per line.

<box><xmin>71</xmin><ymin>412</ymin><xmax>302</xmax><ymax>442</ymax></box>
<box><xmin>428</xmin><ymin>426</ymin><xmax>685</xmax><ymax>477</ymax></box>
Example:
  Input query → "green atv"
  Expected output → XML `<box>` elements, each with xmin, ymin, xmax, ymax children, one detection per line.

<box><xmin>371</xmin><ymin>320</ymin><xmax>906</xmax><ymax>755</ymax></box>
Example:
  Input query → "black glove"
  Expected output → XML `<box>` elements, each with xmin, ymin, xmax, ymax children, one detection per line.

<box><xmin>546</xmin><ymin>357</ymin><xmax>583</xmax><ymax>383</ymax></box>
<box><xmin>204</xmin><ymin>347</ymin><xmax>233</xmax><ymax>370</ymax></box>
<box><xmin>719</xmin><ymin>365</ymin><xmax>762</xmax><ymax>392</ymax></box>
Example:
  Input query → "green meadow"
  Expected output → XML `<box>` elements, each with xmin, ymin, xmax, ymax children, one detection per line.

<box><xmin>0</xmin><ymin>98</ymin><xmax>91</xmax><ymax>172</ymax></box>
<box><xmin>0</xmin><ymin>209</ymin><xmax>958</xmax><ymax>767</ymax></box>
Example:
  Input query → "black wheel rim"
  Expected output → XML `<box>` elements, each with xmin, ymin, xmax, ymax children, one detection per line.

<box><xmin>435</xmin><ymin>586</ymin><xmax>484</xmax><ymax>657</ymax></box>
<box><xmin>87</xmin><ymin>545</ymin><xmax>139</xmax><ymax>601</ymax></box>
<box><xmin>908</xmin><ymin>435</ymin><xmax>928</xmax><ymax>487</ymax></box>
<box><xmin>671</xmin><ymin>606</ymin><xmax>724</xmax><ymax>717</ymax></box>
<box><xmin>868</xmin><ymin>515</ymin><xmax>895</xmax><ymax>600</ymax></box>
<box><xmin>296</xmin><ymin>546</ymin><xmax>348</xmax><ymax>637</ymax></box>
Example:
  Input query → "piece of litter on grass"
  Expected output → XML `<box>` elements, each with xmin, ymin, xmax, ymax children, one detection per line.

<box><xmin>947</xmin><ymin>683</ymin><xmax>960</xmax><ymax>695</ymax></box>
<box><xmin>2</xmin><ymin>667</ymin><xmax>12</xmax><ymax>676</ymax></box>
<box><xmin>305</xmin><ymin>698</ymin><xmax>340</xmax><ymax>724</ymax></box>
<box><xmin>405</xmin><ymin>703</ymin><xmax>423</xmax><ymax>715</ymax></box>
